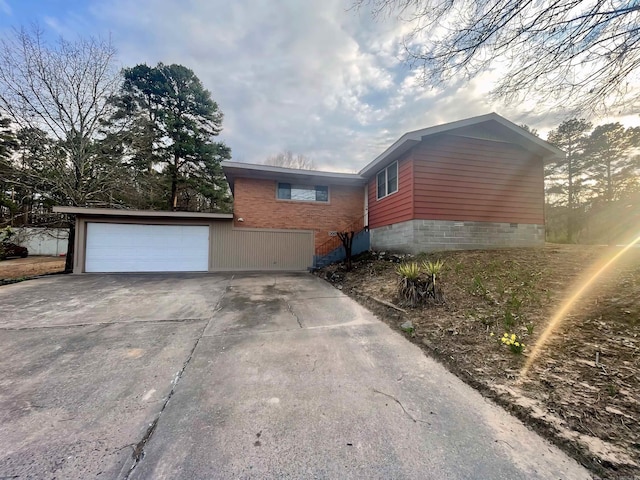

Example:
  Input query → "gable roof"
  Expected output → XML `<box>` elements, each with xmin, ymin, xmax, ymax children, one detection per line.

<box><xmin>358</xmin><ymin>112</ymin><xmax>564</xmax><ymax>177</ymax></box>
<box><xmin>222</xmin><ymin>161</ymin><xmax>366</xmax><ymax>193</ymax></box>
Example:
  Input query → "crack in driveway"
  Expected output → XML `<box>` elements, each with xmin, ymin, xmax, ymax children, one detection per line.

<box><xmin>122</xmin><ymin>322</ymin><xmax>207</xmax><ymax>479</ymax></box>
<box><xmin>123</xmin><ymin>286</ymin><xmax>229</xmax><ymax>479</ymax></box>
<box><xmin>0</xmin><ymin>317</ymin><xmax>209</xmax><ymax>331</ymax></box>
<box><xmin>285</xmin><ymin>301</ymin><xmax>303</xmax><ymax>328</ymax></box>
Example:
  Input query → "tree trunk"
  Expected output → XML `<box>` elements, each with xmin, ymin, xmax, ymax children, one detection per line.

<box><xmin>567</xmin><ymin>151</ymin><xmax>574</xmax><ymax>243</ymax></box>
<box><xmin>606</xmin><ymin>159</ymin><xmax>613</xmax><ymax>245</ymax></box>
<box><xmin>64</xmin><ymin>218</ymin><xmax>75</xmax><ymax>273</ymax></box>
<box><xmin>338</xmin><ymin>231</ymin><xmax>354</xmax><ymax>271</ymax></box>
<box><xmin>170</xmin><ymin>179</ymin><xmax>178</xmax><ymax>211</ymax></box>
<box><xmin>171</xmin><ymin>154</ymin><xmax>179</xmax><ymax>210</ymax></box>
<box><xmin>606</xmin><ymin>161</ymin><xmax>612</xmax><ymax>204</ymax></box>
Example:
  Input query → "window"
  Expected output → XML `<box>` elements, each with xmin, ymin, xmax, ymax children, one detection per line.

<box><xmin>277</xmin><ymin>183</ymin><xmax>329</xmax><ymax>202</ymax></box>
<box><xmin>376</xmin><ymin>161</ymin><xmax>398</xmax><ymax>199</ymax></box>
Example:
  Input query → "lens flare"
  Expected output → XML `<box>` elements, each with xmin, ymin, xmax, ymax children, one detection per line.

<box><xmin>520</xmin><ymin>235</ymin><xmax>640</xmax><ymax>380</ymax></box>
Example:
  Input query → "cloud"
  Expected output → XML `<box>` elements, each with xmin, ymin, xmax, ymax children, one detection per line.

<box><xmin>84</xmin><ymin>0</ymin><xmax>428</xmax><ymax>170</ymax></box>
<box><xmin>0</xmin><ymin>0</ymin><xmax>10</xmax><ymax>15</ymax></box>
<box><xmin>16</xmin><ymin>0</ymin><xmax>578</xmax><ymax>171</ymax></box>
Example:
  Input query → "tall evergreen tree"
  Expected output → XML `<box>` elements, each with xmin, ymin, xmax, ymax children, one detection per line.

<box><xmin>12</xmin><ymin>127</ymin><xmax>60</xmax><ymax>226</ymax></box>
<box><xmin>113</xmin><ymin>63</ymin><xmax>231</xmax><ymax>211</ymax></box>
<box><xmin>584</xmin><ymin>123</ymin><xmax>640</xmax><ymax>204</ymax></box>
<box><xmin>0</xmin><ymin>114</ymin><xmax>18</xmax><ymax>224</ymax></box>
<box><xmin>583</xmin><ymin>123</ymin><xmax>640</xmax><ymax>244</ymax></box>
<box><xmin>546</xmin><ymin>119</ymin><xmax>592</xmax><ymax>242</ymax></box>
<box><xmin>0</xmin><ymin>114</ymin><xmax>16</xmax><ymax>160</ymax></box>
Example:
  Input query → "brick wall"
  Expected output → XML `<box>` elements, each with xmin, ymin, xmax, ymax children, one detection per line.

<box><xmin>371</xmin><ymin>219</ymin><xmax>545</xmax><ymax>254</ymax></box>
<box><xmin>232</xmin><ymin>177</ymin><xmax>365</xmax><ymax>250</ymax></box>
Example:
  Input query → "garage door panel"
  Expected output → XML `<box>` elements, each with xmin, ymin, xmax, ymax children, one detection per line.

<box><xmin>86</xmin><ymin>223</ymin><xmax>209</xmax><ymax>273</ymax></box>
<box><xmin>210</xmin><ymin>225</ymin><xmax>314</xmax><ymax>271</ymax></box>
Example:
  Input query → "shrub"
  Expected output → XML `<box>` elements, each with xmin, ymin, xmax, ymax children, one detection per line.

<box><xmin>396</xmin><ymin>260</ymin><xmax>445</xmax><ymax>307</ymax></box>
<box><xmin>422</xmin><ymin>259</ymin><xmax>445</xmax><ymax>276</ymax></box>
<box><xmin>396</xmin><ymin>262</ymin><xmax>421</xmax><ymax>280</ymax></box>
<box><xmin>422</xmin><ymin>259</ymin><xmax>445</xmax><ymax>303</ymax></box>
<box><xmin>0</xmin><ymin>226</ymin><xmax>14</xmax><ymax>242</ymax></box>
<box><xmin>396</xmin><ymin>262</ymin><xmax>422</xmax><ymax>307</ymax></box>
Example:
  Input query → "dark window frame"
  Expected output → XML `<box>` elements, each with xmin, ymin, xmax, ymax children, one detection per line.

<box><xmin>376</xmin><ymin>161</ymin><xmax>399</xmax><ymax>200</ymax></box>
<box><xmin>276</xmin><ymin>182</ymin><xmax>330</xmax><ymax>203</ymax></box>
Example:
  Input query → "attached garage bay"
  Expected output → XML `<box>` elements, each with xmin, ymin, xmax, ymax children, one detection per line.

<box><xmin>53</xmin><ymin>207</ymin><xmax>315</xmax><ymax>273</ymax></box>
<box><xmin>85</xmin><ymin>223</ymin><xmax>210</xmax><ymax>273</ymax></box>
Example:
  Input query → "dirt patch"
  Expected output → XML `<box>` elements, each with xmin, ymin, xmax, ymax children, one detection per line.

<box><xmin>0</xmin><ymin>256</ymin><xmax>66</xmax><ymax>282</ymax></box>
<box><xmin>316</xmin><ymin>244</ymin><xmax>640</xmax><ymax>479</ymax></box>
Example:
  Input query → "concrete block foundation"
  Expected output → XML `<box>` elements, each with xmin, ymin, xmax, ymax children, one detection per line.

<box><xmin>370</xmin><ymin>219</ymin><xmax>545</xmax><ymax>254</ymax></box>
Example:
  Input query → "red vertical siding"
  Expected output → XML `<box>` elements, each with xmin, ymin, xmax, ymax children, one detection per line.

<box><xmin>411</xmin><ymin>135</ymin><xmax>544</xmax><ymax>224</ymax></box>
<box><xmin>368</xmin><ymin>154</ymin><xmax>414</xmax><ymax>229</ymax></box>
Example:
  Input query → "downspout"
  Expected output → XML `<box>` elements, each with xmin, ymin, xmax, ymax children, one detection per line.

<box><xmin>364</xmin><ymin>183</ymin><xmax>369</xmax><ymax>228</ymax></box>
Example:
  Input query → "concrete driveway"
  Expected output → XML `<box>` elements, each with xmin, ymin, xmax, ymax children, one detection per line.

<box><xmin>0</xmin><ymin>273</ymin><xmax>590</xmax><ymax>479</ymax></box>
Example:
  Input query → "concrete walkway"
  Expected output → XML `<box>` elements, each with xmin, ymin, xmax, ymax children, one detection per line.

<box><xmin>0</xmin><ymin>273</ymin><xmax>590</xmax><ymax>479</ymax></box>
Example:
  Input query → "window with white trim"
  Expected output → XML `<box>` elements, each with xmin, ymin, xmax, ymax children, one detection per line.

<box><xmin>277</xmin><ymin>183</ymin><xmax>329</xmax><ymax>202</ymax></box>
<box><xmin>376</xmin><ymin>161</ymin><xmax>398</xmax><ymax>200</ymax></box>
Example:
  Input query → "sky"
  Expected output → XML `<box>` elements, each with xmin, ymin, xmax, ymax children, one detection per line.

<box><xmin>0</xmin><ymin>0</ymin><xmax>638</xmax><ymax>172</ymax></box>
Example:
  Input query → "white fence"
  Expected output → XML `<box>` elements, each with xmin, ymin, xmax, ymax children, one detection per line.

<box><xmin>13</xmin><ymin>227</ymin><xmax>69</xmax><ymax>256</ymax></box>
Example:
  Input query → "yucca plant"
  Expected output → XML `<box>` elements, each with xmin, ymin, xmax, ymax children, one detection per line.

<box><xmin>422</xmin><ymin>259</ymin><xmax>445</xmax><ymax>303</ymax></box>
<box><xmin>396</xmin><ymin>262</ymin><xmax>422</xmax><ymax>307</ymax></box>
<box><xmin>396</xmin><ymin>261</ymin><xmax>421</xmax><ymax>280</ymax></box>
<box><xmin>422</xmin><ymin>259</ymin><xmax>444</xmax><ymax>283</ymax></box>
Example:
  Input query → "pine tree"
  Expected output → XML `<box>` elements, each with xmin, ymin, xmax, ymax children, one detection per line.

<box><xmin>583</xmin><ymin>123</ymin><xmax>640</xmax><ymax>244</ymax></box>
<box><xmin>584</xmin><ymin>124</ymin><xmax>640</xmax><ymax>204</ymax></box>
<box><xmin>0</xmin><ymin>114</ymin><xmax>18</xmax><ymax>225</ymax></box>
<box><xmin>113</xmin><ymin>63</ymin><xmax>231</xmax><ymax>211</ymax></box>
<box><xmin>546</xmin><ymin>119</ymin><xmax>592</xmax><ymax>242</ymax></box>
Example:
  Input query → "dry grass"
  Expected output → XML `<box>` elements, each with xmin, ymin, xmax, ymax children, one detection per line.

<box><xmin>318</xmin><ymin>244</ymin><xmax>640</xmax><ymax>479</ymax></box>
<box><xmin>0</xmin><ymin>256</ymin><xmax>66</xmax><ymax>282</ymax></box>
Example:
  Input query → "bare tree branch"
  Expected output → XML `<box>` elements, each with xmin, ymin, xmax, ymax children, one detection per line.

<box><xmin>264</xmin><ymin>150</ymin><xmax>315</xmax><ymax>170</ymax></box>
<box><xmin>356</xmin><ymin>0</ymin><xmax>640</xmax><ymax>113</ymax></box>
<box><xmin>0</xmin><ymin>26</ymin><xmax>123</xmax><ymax>271</ymax></box>
<box><xmin>0</xmin><ymin>26</ymin><xmax>121</xmax><ymax>206</ymax></box>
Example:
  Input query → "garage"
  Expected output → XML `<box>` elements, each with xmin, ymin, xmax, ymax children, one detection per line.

<box><xmin>52</xmin><ymin>207</ymin><xmax>315</xmax><ymax>273</ymax></box>
<box><xmin>85</xmin><ymin>223</ymin><xmax>210</xmax><ymax>273</ymax></box>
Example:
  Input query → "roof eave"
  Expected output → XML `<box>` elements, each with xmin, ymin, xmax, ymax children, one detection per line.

<box><xmin>222</xmin><ymin>161</ymin><xmax>366</xmax><ymax>187</ymax></box>
<box><xmin>358</xmin><ymin>137</ymin><xmax>420</xmax><ymax>177</ymax></box>
<box><xmin>53</xmin><ymin>206</ymin><xmax>234</xmax><ymax>219</ymax></box>
<box><xmin>358</xmin><ymin>112</ymin><xmax>565</xmax><ymax>176</ymax></box>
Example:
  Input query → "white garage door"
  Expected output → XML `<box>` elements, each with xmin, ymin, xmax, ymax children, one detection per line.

<box><xmin>85</xmin><ymin>223</ymin><xmax>209</xmax><ymax>272</ymax></box>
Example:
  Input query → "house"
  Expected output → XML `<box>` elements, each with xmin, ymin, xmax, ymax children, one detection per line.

<box><xmin>54</xmin><ymin>113</ymin><xmax>563</xmax><ymax>273</ymax></box>
<box><xmin>224</xmin><ymin>112</ymin><xmax>562</xmax><ymax>258</ymax></box>
<box><xmin>360</xmin><ymin>113</ymin><xmax>562</xmax><ymax>253</ymax></box>
<box><xmin>222</xmin><ymin>162</ymin><xmax>366</xmax><ymax>253</ymax></box>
